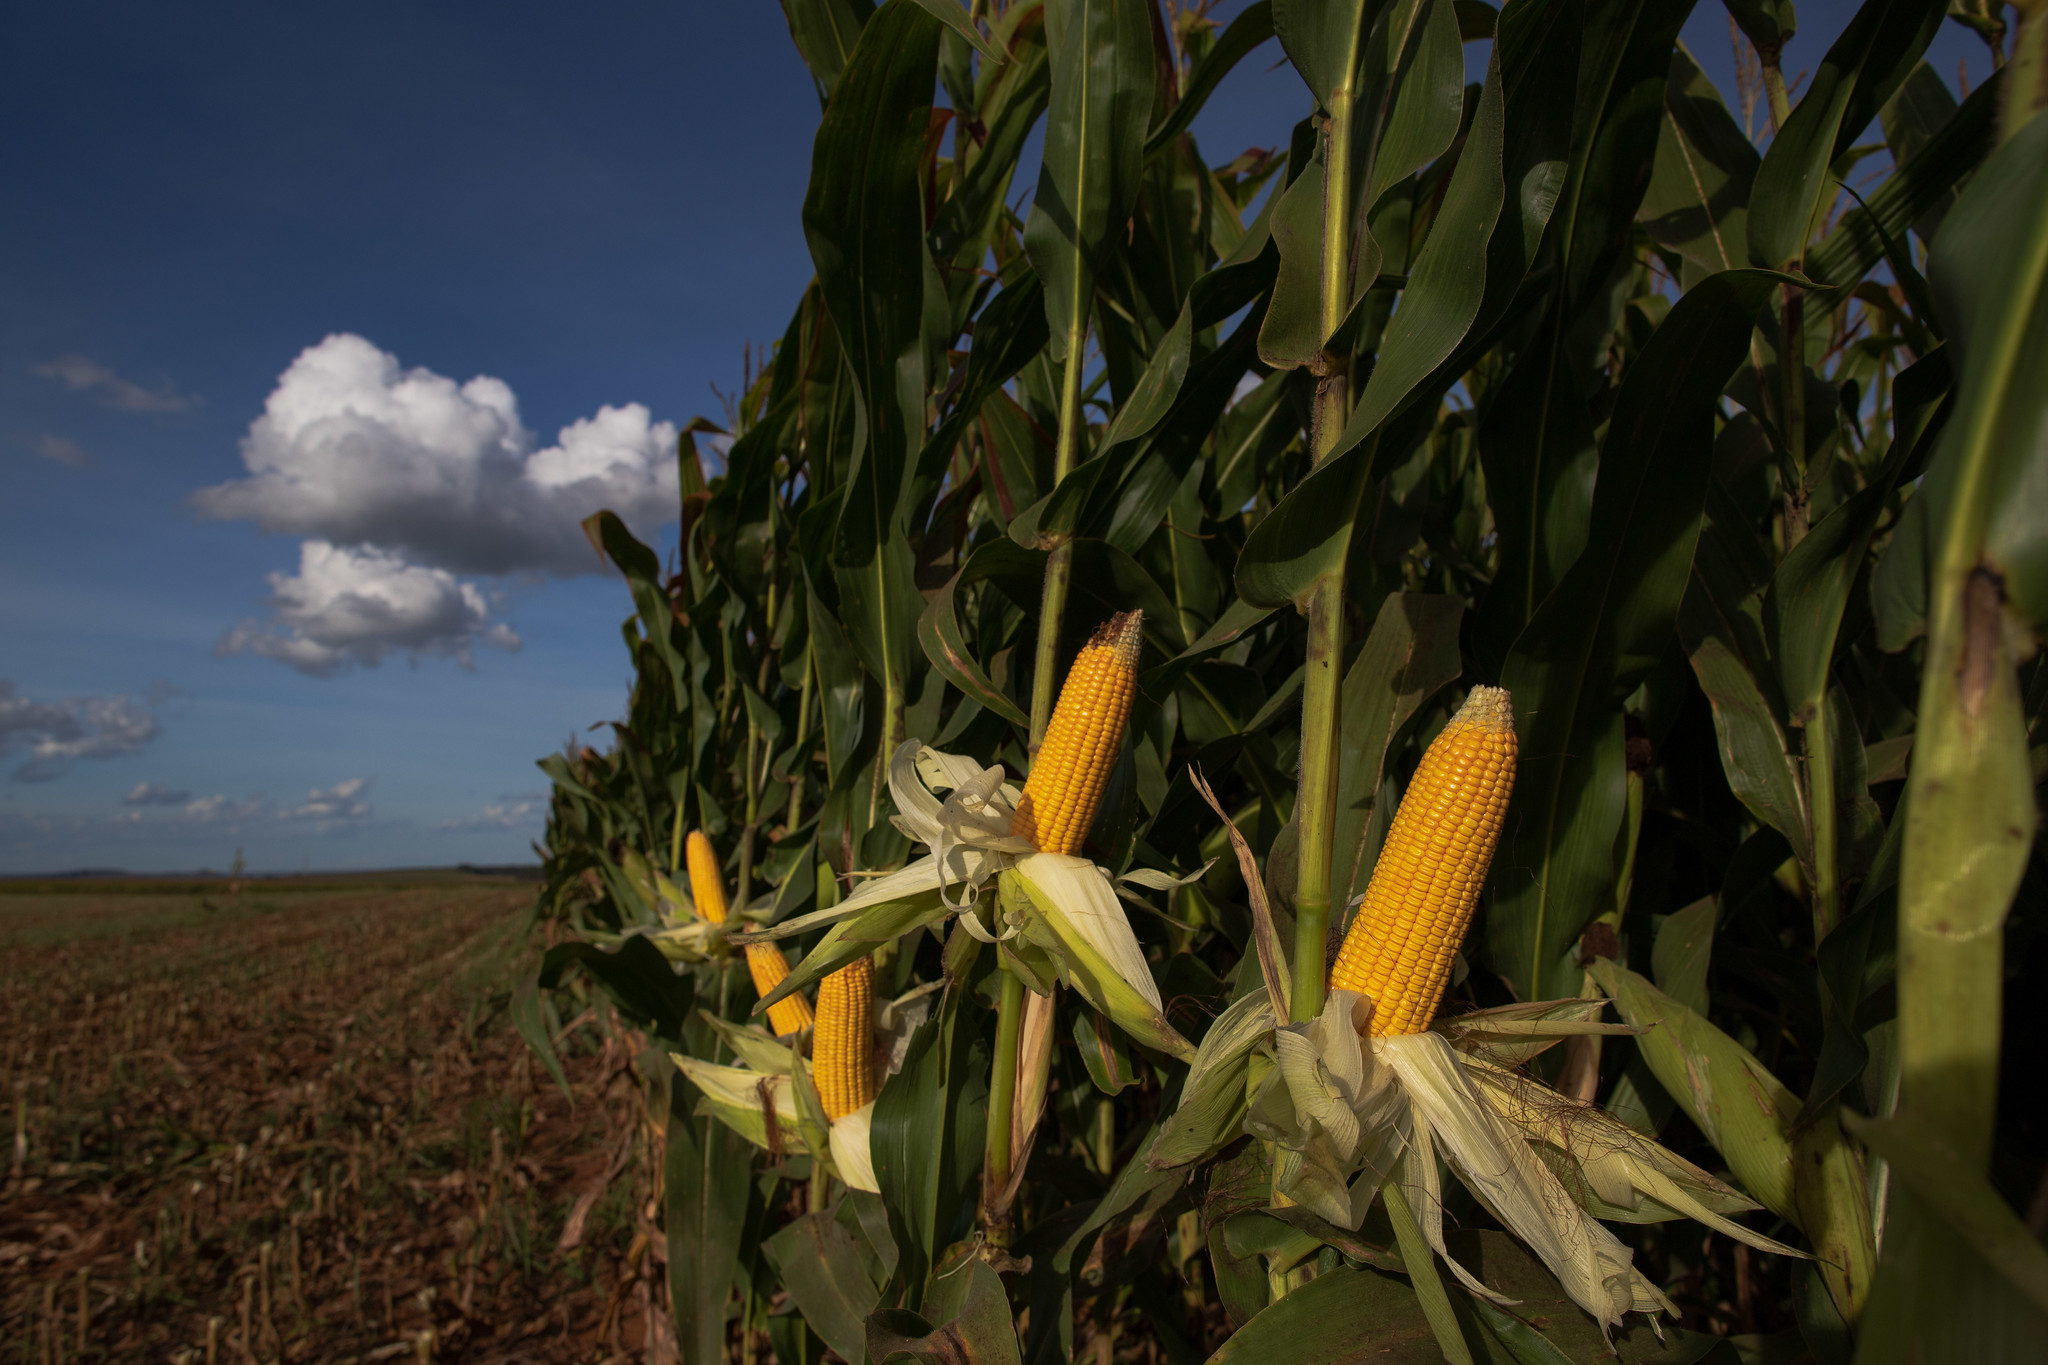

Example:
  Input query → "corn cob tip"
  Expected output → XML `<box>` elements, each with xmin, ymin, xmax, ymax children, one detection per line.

<box><xmin>1088</xmin><ymin>610</ymin><xmax>1144</xmax><ymax>668</ymax></box>
<box><xmin>1450</xmin><ymin>684</ymin><xmax>1513</xmax><ymax>734</ymax></box>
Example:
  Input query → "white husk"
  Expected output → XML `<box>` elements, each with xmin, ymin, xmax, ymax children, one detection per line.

<box><xmin>1254</xmin><ymin>993</ymin><xmax>1409</xmax><ymax>1227</ymax></box>
<box><xmin>1460</xmin><ymin>1056</ymin><xmax>1804</xmax><ymax>1256</ymax></box>
<box><xmin>1378</xmin><ymin>1031</ymin><xmax>1674</xmax><ymax>1329</ymax></box>
<box><xmin>1012</xmin><ymin>852</ymin><xmax>1163</xmax><ymax>1009</ymax></box>
<box><xmin>672</xmin><ymin>1057</ymin><xmax>799</xmax><ymax>1126</ymax></box>
<box><xmin>830</xmin><ymin>1103</ymin><xmax>880</xmax><ymax>1194</ymax></box>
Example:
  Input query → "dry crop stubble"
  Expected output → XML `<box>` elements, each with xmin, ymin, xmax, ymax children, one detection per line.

<box><xmin>0</xmin><ymin>876</ymin><xmax>681</xmax><ymax>1361</ymax></box>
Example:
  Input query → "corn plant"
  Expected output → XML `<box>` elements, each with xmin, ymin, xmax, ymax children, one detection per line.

<box><xmin>525</xmin><ymin>0</ymin><xmax>2048</xmax><ymax>1360</ymax></box>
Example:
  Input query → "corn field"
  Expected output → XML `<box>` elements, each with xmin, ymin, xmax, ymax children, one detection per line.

<box><xmin>0</xmin><ymin>878</ymin><xmax>681</xmax><ymax>1361</ymax></box>
<box><xmin>531</xmin><ymin>0</ymin><xmax>2048</xmax><ymax>1363</ymax></box>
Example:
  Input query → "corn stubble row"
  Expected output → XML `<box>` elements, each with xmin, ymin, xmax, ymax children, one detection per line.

<box><xmin>0</xmin><ymin>883</ymin><xmax>669</xmax><ymax>1361</ymax></box>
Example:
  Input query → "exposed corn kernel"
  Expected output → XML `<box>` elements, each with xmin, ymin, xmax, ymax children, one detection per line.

<box><xmin>686</xmin><ymin>829</ymin><xmax>815</xmax><ymax>1037</ymax></box>
<box><xmin>1011</xmin><ymin>611</ymin><xmax>1143</xmax><ymax>855</ymax></box>
<box><xmin>814</xmin><ymin>956</ymin><xmax>877</xmax><ymax>1121</ymax></box>
<box><xmin>1329</xmin><ymin>686</ymin><xmax>1517</xmax><ymax>1036</ymax></box>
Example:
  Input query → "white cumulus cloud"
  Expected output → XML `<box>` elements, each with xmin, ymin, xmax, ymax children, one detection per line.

<box><xmin>124</xmin><ymin>781</ymin><xmax>193</xmax><ymax>806</ymax></box>
<box><xmin>196</xmin><ymin>333</ymin><xmax>681</xmax><ymax>675</ymax></box>
<box><xmin>216</xmin><ymin>541</ymin><xmax>520</xmax><ymax>676</ymax></box>
<box><xmin>196</xmin><ymin>333</ymin><xmax>678</xmax><ymax>575</ymax></box>
<box><xmin>0</xmin><ymin>680</ymin><xmax>170</xmax><ymax>782</ymax></box>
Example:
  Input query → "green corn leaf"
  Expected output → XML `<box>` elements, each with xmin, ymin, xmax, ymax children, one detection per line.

<box><xmin>917</xmin><ymin>275</ymin><xmax>1049</xmax><ymax>484</ymax></box>
<box><xmin>1204</xmin><ymin>1258</ymin><xmax>1446</xmax><ymax>1365</ymax></box>
<box><xmin>1330</xmin><ymin>592</ymin><xmax>1465</xmax><ymax>910</ymax></box>
<box><xmin>765</xmin><ymin>1210</ymin><xmax>886</xmax><ymax>1365</ymax></box>
<box><xmin>805</xmin><ymin>565</ymin><xmax>870</xmax><ymax>790</ymax></box>
<box><xmin>1491</xmin><ymin>269</ymin><xmax>1791</xmax><ymax>1005</ymax></box>
<box><xmin>1145</xmin><ymin>2</ymin><xmax>1275</xmax><ymax>155</ymax></box>
<box><xmin>1809</xmin><ymin>74</ymin><xmax>1997</xmax><ymax>290</ymax></box>
<box><xmin>1023</xmin><ymin>0</ymin><xmax>1155</xmax><ymax>361</ymax></box>
<box><xmin>866</xmin><ymin>1259</ymin><xmax>1023</xmax><ymax>1365</ymax></box>
<box><xmin>1922</xmin><ymin>110</ymin><xmax>2048</xmax><ymax>634</ymax></box>
<box><xmin>1589</xmin><ymin>959</ymin><xmax>1800</xmax><ymax>1219</ymax></box>
<box><xmin>1747</xmin><ymin>0</ymin><xmax>1945</xmax><ymax>268</ymax></box>
<box><xmin>919</xmin><ymin>545</ymin><xmax>1031</xmax><ymax>729</ymax></box>
<box><xmin>779</xmin><ymin>0</ymin><xmax>876</xmax><ymax>103</ymax></box>
<box><xmin>1638</xmin><ymin>45</ymin><xmax>1759</xmax><ymax>276</ymax></box>
<box><xmin>803</xmin><ymin>0</ymin><xmax>943</xmax><ymax>562</ymax></box>
<box><xmin>510</xmin><ymin>976</ymin><xmax>573</xmax><ymax>1102</ymax></box>
<box><xmin>1843</xmin><ymin>1113</ymin><xmax>2048</xmax><ymax>1358</ymax></box>
<box><xmin>666</xmin><ymin>1087</ymin><xmax>756</xmax><ymax>1365</ymax></box>
<box><xmin>538</xmin><ymin>937</ymin><xmax>696</xmax><ymax>1043</ymax></box>
<box><xmin>872</xmin><ymin>991</ymin><xmax>988</xmax><ymax>1311</ymax></box>
<box><xmin>903</xmin><ymin>0</ymin><xmax>1004</xmax><ymax>64</ymax></box>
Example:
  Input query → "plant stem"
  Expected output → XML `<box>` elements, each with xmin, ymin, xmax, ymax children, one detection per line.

<box><xmin>1897</xmin><ymin>131</ymin><xmax>2048</xmax><ymax>1166</ymax></box>
<box><xmin>985</xmin><ymin>967</ymin><xmax>1026</xmax><ymax>1246</ymax></box>
<box><xmin>1292</xmin><ymin>579</ymin><xmax>1343</xmax><ymax>1023</ymax></box>
<box><xmin>1291</xmin><ymin>96</ymin><xmax>1360</xmax><ymax>1024</ymax></box>
<box><xmin>788</xmin><ymin>645</ymin><xmax>815</xmax><ymax>834</ymax></box>
<box><xmin>1781</xmin><ymin>286</ymin><xmax>1809</xmax><ymax>548</ymax></box>
<box><xmin>1028</xmin><ymin>321</ymin><xmax>1090</xmax><ymax>748</ymax></box>
<box><xmin>1759</xmin><ymin>44</ymin><xmax>1792</xmax><ymax>134</ymax></box>
<box><xmin>1093</xmin><ymin>1098</ymin><xmax>1115</xmax><ymax>1175</ymax></box>
<box><xmin>2004</xmin><ymin>0</ymin><xmax>2048</xmax><ymax>142</ymax></box>
<box><xmin>1806</xmin><ymin>691</ymin><xmax>1840</xmax><ymax>943</ymax></box>
<box><xmin>738</xmin><ymin>715</ymin><xmax>760</xmax><ymax>912</ymax></box>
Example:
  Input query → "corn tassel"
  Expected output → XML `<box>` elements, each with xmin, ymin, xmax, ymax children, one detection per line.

<box><xmin>814</xmin><ymin>956</ymin><xmax>877</xmax><ymax>1122</ymax></box>
<box><xmin>1329</xmin><ymin>686</ymin><xmax>1517</xmax><ymax>1036</ymax></box>
<box><xmin>1011</xmin><ymin>611</ymin><xmax>1143</xmax><ymax>855</ymax></box>
<box><xmin>686</xmin><ymin>829</ymin><xmax>815</xmax><ymax>1037</ymax></box>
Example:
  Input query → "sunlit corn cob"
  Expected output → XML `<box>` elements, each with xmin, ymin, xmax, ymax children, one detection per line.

<box><xmin>686</xmin><ymin>830</ymin><xmax>815</xmax><ymax>1038</ymax></box>
<box><xmin>1010</xmin><ymin>611</ymin><xmax>1143</xmax><ymax>855</ymax></box>
<box><xmin>813</xmin><ymin>956</ymin><xmax>877</xmax><ymax>1122</ymax></box>
<box><xmin>1329</xmin><ymin>686</ymin><xmax>1517</xmax><ymax>1036</ymax></box>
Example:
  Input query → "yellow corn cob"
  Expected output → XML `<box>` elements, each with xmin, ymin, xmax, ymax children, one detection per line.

<box><xmin>1010</xmin><ymin>610</ymin><xmax>1143</xmax><ymax>855</ymax></box>
<box><xmin>686</xmin><ymin>830</ymin><xmax>816</xmax><ymax>1038</ymax></box>
<box><xmin>813</xmin><ymin>955</ymin><xmax>877</xmax><ymax>1121</ymax></box>
<box><xmin>1329</xmin><ymin>686</ymin><xmax>1517</xmax><ymax>1036</ymax></box>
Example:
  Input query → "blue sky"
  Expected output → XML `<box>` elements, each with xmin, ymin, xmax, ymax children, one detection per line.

<box><xmin>0</xmin><ymin>1</ymin><xmax>1997</xmax><ymax>874</ymax></box>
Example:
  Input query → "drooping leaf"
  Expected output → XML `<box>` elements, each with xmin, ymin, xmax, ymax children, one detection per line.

<box><xmin>667</xmin><ymin>1088</ymin><xmax>755</xmax><ymax>1365</ymax></box>
<box><xmin>1330</xmin><ymin>592</ymin><xmax>1466</xmax><ymax>910</ymax></box>
<box><xmin>1491</xmin><ymin>269</ymin><xmax>1791</xmax><ymax>1004</ymax></box>
<box><xmin>764</xmin><ymin>1210</ymin><xmax>886</xmax><ymax>1364</ymax></box>
<box><xmin>1747</xmin><ymin>0</ymin><xmax>1945</xmax><ymax>268</ymax></box>
<box><xmin>1024</xmin><ymin>0</ymin><xmax>1156</xmax><ymax>360</ymax></box>
<box><xmin>804</xmin><ymin>0</ymin><xmax>944</xmax><ymax>561</ymax></box>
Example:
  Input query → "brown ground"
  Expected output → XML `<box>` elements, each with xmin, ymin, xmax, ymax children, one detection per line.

<box><xmin>1</xmin><ymin>877</ymin><xmax>667</xmax><ymax>1364</ymax></box>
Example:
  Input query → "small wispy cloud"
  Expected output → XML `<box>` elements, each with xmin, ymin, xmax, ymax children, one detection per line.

<box><xmin>124</xmin><ymin>781</ymin><xmax>193</xmax><ymax>806</ymax></box>
<box><xmin>33</xmin><ymin>355</ymin><xmax>195</xmax><ymax>414</ymax></box>
<box><xmin>33</xmin><ymin>434</ymin><xmax>94</xmax><ymax>468</ymax></box>
<box><xmin>0</xmin><ymin>680</ymin><xmax>173</xmax><ymax>782</ymax></box>
<box><xmin>435</xmin><ymin>797</ymin><xmax>544</xmax><ymax>831</ymax></box>
<box><xmin>282</xmin><ymin>777</ymin><xmax>373</xmax><ymax>825</ymax></box>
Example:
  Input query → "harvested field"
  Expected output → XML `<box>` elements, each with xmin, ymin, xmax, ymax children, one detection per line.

<box><xmin>1</xmin><ymin>877</ymin><xmax>671</xmax><ymax>1362</ymax></box>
